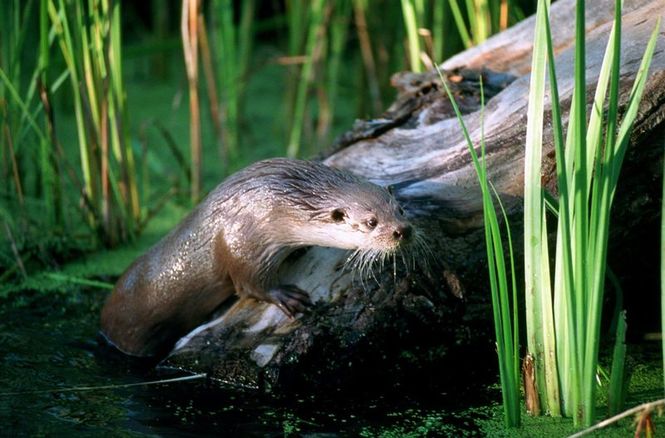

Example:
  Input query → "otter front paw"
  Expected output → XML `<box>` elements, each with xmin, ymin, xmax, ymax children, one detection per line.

<box><xmin>267</xmin><ymin>285</ymin><xmax>312</xmax><ymax>318</ymax></box>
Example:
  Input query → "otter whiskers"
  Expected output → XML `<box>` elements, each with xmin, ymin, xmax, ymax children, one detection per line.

<box><xmin>342</xmin><ymin>227</ymin><xmax>431</xmax><ymax>291</ymax></box>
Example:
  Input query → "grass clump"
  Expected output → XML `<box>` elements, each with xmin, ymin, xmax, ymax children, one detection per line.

<box><xmin>523</xmin><ymin>0</ymin><xmax>659</xmax><ymax>426</ymax></box>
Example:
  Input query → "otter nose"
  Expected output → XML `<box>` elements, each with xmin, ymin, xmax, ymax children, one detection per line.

<box><xmin>392</xmin><ymin>224</ymin><xmax>412</xmax><ymax>241</ymax></box>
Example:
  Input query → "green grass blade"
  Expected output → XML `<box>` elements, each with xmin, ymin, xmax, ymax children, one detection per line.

<box><xmin>326</xmin><ymin>0</ymin><xmax>351</xmax><ymax>138</ymax></box>
<box><xmin>481</xmin><ymin>91</ymin><xmax>518</xmax><ymax>384</ymax></box>
<box><xmin>401</xmin><ymin>0</ymin><xmax>421</xmax><ymax>72</ymax></box>
<box><xmin>585</xmin><ymin>13</ymin><xmax>618</xmax><ymax>191</ymax></box>
<box><xmin>585</xmin><ymin>11</ymin><xmax>619</xmax><ymax>306</ymax></box>
<box><xmin>111</xmin><ymin>0</ymin><xmax>139</xmax><ymax>224</ymax></box>
<box><xmin>433</xmin><ymin>0</ymin><xmax>444</xmax><ymax>61</ymax></box>
<box><xmin>37</xmin><ymin>0</ymin><xmax>61</xmax><ymax>228</ymax></box>
<box><xmin>582</xmin><ymin>0</ymin><xmax>622</xmax><ymax>426</ymax></box>
<box><xmin>542</xmin><ymin>0</ymin><xmax>580</xmax><ymax>417</ymax></box>
<box><xmin>449</xmin><ymin>0</ymin><xmax>472</xmax><ymax>48</ymax></box>
<box><xmin>490</xmin><ymin>181</ymin><xmax>520</xmax><ymax>391</ymax></box>
<box><xmin>49</xmin><ymin>0</ymin><xmax>94</xmax><ymax>207</ymax></box>
<box><xmin>571</xmin><ymin>7</ymin><xmax>588</xmax><ymax>411</ymax></box>
<box><xmin>0</xmin><ymin>68</ymin><xmax>49</xmax><ymax>144</ymax></box>
<box><xmin>610</xmin><ymin>17</ymin><xmax>660</xmax><ymax>194</ymax></box>
<box><xmin>238</xmin><ymin>0</ymin><xmax>255</xmax><ymax>87</ymax></box>
<box><xmin>435</xmin><ymin>64</ymin><xmax>520</xmax><ymax>427</ymax></box>
<box><xmin>523</xmin><ymin>0</ymin><xmax>560</xmax><ymax>416</ymax></box>
<box><xmin>287</xmin><ymin>0</ymin><xmax>324</xmax><ymax>157</ymax></box>
<box><xmin>474</xmin><ymin>0</ymin><xmax>490</xmax><ymax>43</ymax></box>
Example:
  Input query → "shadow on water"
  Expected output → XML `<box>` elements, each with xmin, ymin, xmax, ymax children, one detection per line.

<box><xmin>0</xmin><ymin>289</ymin><xmax>500</xmax><ymax>436</ymax></box>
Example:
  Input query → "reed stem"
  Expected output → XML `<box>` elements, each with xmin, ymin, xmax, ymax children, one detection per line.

<box><xmin>181</xmin><ymin>0</ymin><xmax>201</xmax><ymax>203</ymax></box>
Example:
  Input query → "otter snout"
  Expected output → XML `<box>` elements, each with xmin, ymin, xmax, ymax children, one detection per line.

<box><xmin>392</xmin><ymin>224</ymin><xmax>412</xmax><ymax>242</ymax></box>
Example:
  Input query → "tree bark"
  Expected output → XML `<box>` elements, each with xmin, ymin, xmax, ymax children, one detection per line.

<box><xmin>163</xmin><ymin>0</ymin><xmax>665</xmax><ymax>391</ymax></box>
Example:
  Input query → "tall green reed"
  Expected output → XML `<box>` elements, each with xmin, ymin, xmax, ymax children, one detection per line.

<box><xmin>432</xmin><ymin>0</ymin><xmax>445</xmax><ymax>62</ymax></box>
<box><xmin>401</xmin><ymin>0</ymin><xmax>424</xmax><ymax>72</ymax></box>
<box><xmin>322</xmin><ymin>0</ymin><xmax>352</xmax><ymax>140</ymax></box>
<box><xmin>210</xmin><ymin>0</ymin><xmax>255</xmax><ymax>165</ymax></box>
<box><xmin>37</xmin><ymin>0</ymin><xmax>63</xmax><ymax>230</ymax></box>
<box><xmin>352</xmin><ymin>0</ymin><xmax>383</xmax><ymax>115</ymax></box>
<box><xmin>181</xmin><ymin>0</ymin><xmax>256</xmax><ymax>193</ymax></box>
<box><xmin>281</xmin><ymin>0</ymin><xmax>308</xmax><ymax>146</ymax></box>
<box><xmin>1</xmin><ymin>0</ymin><xmax>140</xmax><ymax>249</ymax></box>
<box><xmin>524</xmin><ymin>0</ymin><xmax>659</xmax><ymax>426</ymax></box>
<box><xmin>47</xmin><ymin>0</ymin><xmax>140</xmax><ymax>246</ymax></box>
<box><xmin>278</xmin><ymin>0</ymin><xmax>532</xmax><ymax>157</ymax></box>
<box><xmin>401</xmin><ymin>0</ymin><xmax>520</xmax><ymax>72</ymax></box>
<box><xmin>523</xmin><ymin>0</ymin><xmax>560</xmax><ymax>416</ymax></box>
<box><xmin>181</xmin><ymin>0</ymin><xmax>202</xmax><ymax>202</ymax></box>
<box><xmin>286</xmin><ymin>0</ymin><xmax>325</xmax><ymax>157</ymax></box>
<box><xmin>1</xmin><ymin>0</ymin><xmax>36</xmax><ymax>210</ymax></box>
<box><xmin>437</xmin><ymin>67</ymin><xmax>520</xmax><ymax>427</ymax></box>
<box><xmin>284</xmin><ymin>1</ymin><xmax>375</xmax><ymax>156</ymax></box>
<box><xmin>197</xmin><ymin>11</ymin><xmax>224</xmax><ymax>174</ymax></box>
<box><xmin>448</xmin><ymin>0</ymin><xmax>511</xmax><ymax>49</ymax></box>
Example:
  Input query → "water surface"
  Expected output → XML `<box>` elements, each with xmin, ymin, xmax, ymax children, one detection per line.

<box><xmin>0</xmin><ymin>289</ymin><xmax>499</xmax><ymax>436</ymax></box>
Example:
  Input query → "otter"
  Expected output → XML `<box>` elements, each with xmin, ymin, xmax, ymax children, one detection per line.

<box><xmin>100</xmin><ymin>158</ymin><xmax>414</xmax><ymax>357</ymax></box>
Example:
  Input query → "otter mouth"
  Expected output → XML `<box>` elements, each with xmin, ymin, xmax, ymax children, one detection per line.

<box><xmin>343</xmin><ymin>226</ymin><xmax>431</xmax><ymax>283</ymax></box>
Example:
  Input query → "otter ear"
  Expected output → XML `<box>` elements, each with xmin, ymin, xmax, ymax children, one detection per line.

<box><xmin>386</xmin><ymin>185</ymin><xmax>395</xmax><ymax>195</ymax></box>
<box><xmin>331</xmin><ymin>208</ymin><xmax>347</xmax><ymax>222</ymax></box>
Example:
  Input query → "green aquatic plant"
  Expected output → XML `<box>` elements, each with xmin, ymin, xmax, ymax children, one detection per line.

<box><xmin>400</xmin><ymin>1</ymin><xmax>523</xmax><ymax>72</ymax></box>
<box><xmin>400</xmin><ymin>0</ymin><xmax>424</xmax><ymax>72</ymax></box>
<box><xmin>522</xmin><ymin>0</ymin><xmax>560</xmax><ymax>416</ymax></box>
<box><xmin>47</xmin><ymin>0</ymin><xmax>141</xmax><ymax>245</ymax></box>
<box><xmin>352</xmin><ymin>0</ymin><xmax>384</xmax><ymax>115</ymax></box>
<box><xmin>523</xmin><ymin>0</ymin><xmax>659</xmax><ymax>426</ymax></box>
<box><xmin>210</xmin><ymin>0</ymin><xmax>255</xmax><ymax>165</ymax></box>
<box><xmin>323</xmin><ymin>0</ymin><xmax>352</xmax><ymax>141</ymax></box>
<box><xmin>446</xmin><ymin>0</ymin><xmax>515</xmax><ymax>50</ymax></box>
<box><xmin>0</xmin><ymin>0</ymin><xmax>63</xmax><ymax>234</ymax></box>
<box><xmin>437</xmin><ymin>66</ymin><xmax>520</xmax><ymax>427</ymax></box>
<box><xmin>181</xmin><ymin>0</ymin><xmax>205</xmax><ymax>202</ymax></box>
<box><xmin>286</xmin><ymin>0</ymin><xmax>325</xmax><ymax>157</ymax></box>
<box><xmin>0</xmin><ymin>0</ymin><xmax>142</xmax><ymax>267</ymax></box>
<box><xmin>438</xmin><ymin>0</ymin><xmax>659</xmax><ymax>428</ymax></box>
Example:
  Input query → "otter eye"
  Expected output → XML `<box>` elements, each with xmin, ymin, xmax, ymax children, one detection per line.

<box><xmin>331</xmin><ymin>208</ymin><xmax>346</xmax><ymax>222</ymax></box>
<box><xmin>366</xmin><ymin>217</ymin><xmax>378</xmax><ymax>229</ymax></box>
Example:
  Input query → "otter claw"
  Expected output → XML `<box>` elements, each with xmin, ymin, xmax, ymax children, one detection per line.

<box><xmin>267</xmin><ymin>285</ymin><xmax>312</xmax><ymax>318</ymax></box>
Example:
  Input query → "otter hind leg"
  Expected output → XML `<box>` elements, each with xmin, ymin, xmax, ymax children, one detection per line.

<box><xmin>266</xmin><ymin>285</ymin><xmax>312</xmax><ymax>318</ymax></box>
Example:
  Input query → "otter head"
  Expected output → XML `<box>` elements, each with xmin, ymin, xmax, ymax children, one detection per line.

<box><xmin>321</xmin><ymin>181</ymin><xmax>413</xmax><ymax>253</ymax></box>
<box><xmin>272</xmin><ymin>160</ymin><xmax>415</xmax><ymax>254</ymax></box>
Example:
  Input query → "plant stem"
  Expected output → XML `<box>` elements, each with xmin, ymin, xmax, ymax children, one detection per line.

<box><xmin>287</xmin><ymin>0</ymin><xmax>324</xmax><ymax>157</ymax></box>
<box><xmin>181</xmin><ymin>0</ymin><xmax>201</xmax><ymax>203</ymax></box>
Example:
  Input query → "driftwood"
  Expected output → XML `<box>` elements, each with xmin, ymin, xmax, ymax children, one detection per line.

<box><xmin>162</xmin><ymin>0</ymin><xmax>665</xmax><ymax>390</ymax></box>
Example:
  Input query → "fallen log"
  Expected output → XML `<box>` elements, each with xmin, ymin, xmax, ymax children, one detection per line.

<box><xmin>163</xmin><ymin>0</ymin><xmax>665</xmax><ymax>391</ymax></box>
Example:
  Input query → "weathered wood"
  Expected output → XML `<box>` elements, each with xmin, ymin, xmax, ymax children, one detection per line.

<box><xmin>163</xmin><ymin>0</ymin><xmax>665</xmax><ymax>390</ymax></box>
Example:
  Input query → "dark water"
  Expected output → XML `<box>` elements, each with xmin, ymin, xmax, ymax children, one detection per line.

<box><xmin>0</xmin><ymin>289</ymin><xmax>499</xmax><ymax>436</ymax></box>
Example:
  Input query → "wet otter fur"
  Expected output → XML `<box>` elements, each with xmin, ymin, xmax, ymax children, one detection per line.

<box><xmin>100</xmin><ymin>158</ymin><xmax>415</xmax><ymax>357</ymax></box>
